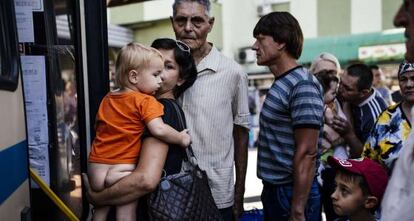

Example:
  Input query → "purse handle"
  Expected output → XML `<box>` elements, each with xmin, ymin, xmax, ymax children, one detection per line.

<box><xmin>170</xmin><ymin>101</ymin><xmax>197</xmax><ymax>162</ymax></box>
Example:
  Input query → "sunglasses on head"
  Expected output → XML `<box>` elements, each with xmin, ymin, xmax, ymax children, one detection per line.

<box><xmin>175</xmin><ymin>40</ymin><xmax>191</xmax><ymax>54</ymax></box>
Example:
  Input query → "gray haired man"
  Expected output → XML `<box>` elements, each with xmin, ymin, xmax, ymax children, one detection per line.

<box><xmin>171</xmin><ymin>0</ymin><xmax>250</xmax><ymax>220</ymax></box>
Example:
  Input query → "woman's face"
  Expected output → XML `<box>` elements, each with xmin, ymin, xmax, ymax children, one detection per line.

<box><xmin>157</xmin><ymin>49</ymin><xmax>182</xmax><ymax>98</ymax></box>
<box><xmin>399</xmin><ymin>70</ymin><xmax>414</xmax><ymax>103</ymax></box>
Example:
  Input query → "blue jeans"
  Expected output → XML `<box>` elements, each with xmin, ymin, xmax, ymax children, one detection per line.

<box><xmin>261</xmin><ymin>180</ymin><xmax>321</xmax><ymax>221</ymax></box>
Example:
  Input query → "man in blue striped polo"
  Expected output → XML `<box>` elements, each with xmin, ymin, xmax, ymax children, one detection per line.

<box><xmin>252</xmin><ymin>12</ymin><xmax>324</xmax><ymax>221</ymax></box>
<box><xmin>332</xmin><ymin>63</ymin><xmax>387</xmax><ymax>158</ymax></box>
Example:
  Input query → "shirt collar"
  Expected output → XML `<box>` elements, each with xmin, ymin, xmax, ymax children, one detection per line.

<box><xmin>197</xmin><ymin>43</ymin><xmax>220</xmax><ymax>73</ymax></box>
<box><xmin>358</xmin><ymin>88</ymin><xmax>379</xmax><ymax>107</ymax></box>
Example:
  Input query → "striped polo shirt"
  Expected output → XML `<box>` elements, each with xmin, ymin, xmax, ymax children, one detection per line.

<box><xmin>351</xmin><ymin>89</ymin><xmax>387</xmax><ymax>143</ymax></box>
<box><xmin>178</xmin><ymin>45</ymin><xmax>250</xmax><ymax>208</ymax></box>
<box><xmin>257</xmin><ymin>66</ymin><xmax>324</xmax><ymax>185</ymax></box>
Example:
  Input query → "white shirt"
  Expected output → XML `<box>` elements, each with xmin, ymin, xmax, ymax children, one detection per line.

<box><xmin>179</xmin><ymin>46</ymin><xmax>249</xmax><ymax>208</ymax></box>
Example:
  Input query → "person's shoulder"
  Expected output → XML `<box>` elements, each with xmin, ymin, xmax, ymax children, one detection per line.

<box><xmin>157</xmin><ymin>98</ymin><xmax>176</xmax><ymax>110</ymax></box>
<box><xmin>214</xmin><ymin>48</ymin><xmax>246</xmax><ymax>75</ymax></box>
<box><xmin>290</xmin><ymin>67</ymin><xmax>322</xmax><ymax>88</ymax></box>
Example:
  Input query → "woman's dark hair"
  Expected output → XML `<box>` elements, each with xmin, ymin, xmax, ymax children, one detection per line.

<box><xmin>151</xmin><ymin>38</ymin><xmax>198</xmax><ymax>98</ymax></box>
<box><xmin>253</xmin><ymin>11</ymin><xmax>303</xmax><ymax>59</ymax></box>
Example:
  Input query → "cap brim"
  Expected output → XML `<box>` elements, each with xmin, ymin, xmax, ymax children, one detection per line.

<box><xmin>327</xmin><ymin>156</ymin><xmax>362</xmax><ymax>175</ymax></box>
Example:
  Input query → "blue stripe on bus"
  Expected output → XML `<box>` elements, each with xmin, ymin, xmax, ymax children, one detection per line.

<box><xmin>0</xmin><ymin>141</ymin><xmax>28</xmax><ymax>204</ymax></box>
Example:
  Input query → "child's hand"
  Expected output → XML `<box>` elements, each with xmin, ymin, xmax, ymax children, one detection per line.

<box><xmin>179</xmin><ymin>129</ymin><xmax>191</xmax><ymax>147</ymax></box>
<box><xmin>325</xmin><ymin>107</ymin><xmax>334</xmax><ymax>125</ymax></box>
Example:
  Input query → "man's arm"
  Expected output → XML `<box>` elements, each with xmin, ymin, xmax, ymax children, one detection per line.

<box><xmin>233</xmin><ymin>124</ymin><xmax>249</xmax><ymax>219</ymax></box>
<box><xmin>290</xmin><ymin>128</ymin><xmax>319</xmax><ymax>221</ymax></box>
<box><xmin>83</xmin><ymin>137</ymin><xmax>168</xmax><ymax>206</ymax></box>
<box><xmin>331</xmin><ymin>115</ymin><xmax>363</xmax><ymax>158</ymax></box>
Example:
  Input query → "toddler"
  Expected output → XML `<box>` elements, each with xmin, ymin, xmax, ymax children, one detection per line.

<box><xmin>88</xmin><ymin>42</ymin><xmax>191</xmax><ymax>221</ymax></box>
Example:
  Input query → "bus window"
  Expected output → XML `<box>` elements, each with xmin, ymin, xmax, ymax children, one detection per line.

<box><xmin>0</xmin><ymin>0</ymin><xmax>20</xmax><ymax>91</ymax></box>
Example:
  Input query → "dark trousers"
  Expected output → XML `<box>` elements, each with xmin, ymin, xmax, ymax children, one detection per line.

<box><xmin>219</xmin><ymin>206</ymin><xmax>234</xmax><ymax>221</ymax></box>
<box><xmin>261</xmin><ymin>180</ymin><xmax>321</xmax><ymax>221</ymax></box>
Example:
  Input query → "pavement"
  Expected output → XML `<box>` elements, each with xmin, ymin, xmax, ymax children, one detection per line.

<box><xmin>243</xmin><ymin>148</ymin><xmax>263</xmax><ymax>210</ymax></box>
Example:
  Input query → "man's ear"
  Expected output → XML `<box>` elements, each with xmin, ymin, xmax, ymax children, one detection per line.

<box><xmin>277</xmin><ymin>42</ymin><xmax>286</xmax><ymax>51</ymax></box>
<box><xmin>128</xmin><ymin>70</ymin><xmax>139</xmax><ymax>84</ymax></box>
<box><xmin>170</xmin><ymin>16</ymin><xmax>174</xmax><ymax>25</ymax></box>
<box><xmin>364</xmin><ymin>196</ymin><xmax>378</xmax><ymax>210</ymax></box>
<box><xmin>208</xmin><ymin>17</ymin><xmax>215</xmax><ymax>32</ymax></box>
<box><xmin>177</xmin><ymin>78</ymin><xmax>186</xmax><ymax>86</ymax></box>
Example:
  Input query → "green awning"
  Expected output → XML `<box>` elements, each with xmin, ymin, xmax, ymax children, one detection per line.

<box><xmin>299</xmin><ymin>29</ymin><xmax>406</xmax><ymax>64</ymax></box>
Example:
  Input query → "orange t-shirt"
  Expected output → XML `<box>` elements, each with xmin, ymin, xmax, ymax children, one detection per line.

<box><xmin>88</xmin><ymin>91</ymin><xmax>164</xmax><ymax>164</ymax></box>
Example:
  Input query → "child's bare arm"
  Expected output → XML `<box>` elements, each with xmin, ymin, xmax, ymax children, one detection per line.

<box><xmin>147</xmin><ymin>117</ymin><xmax>190</xmax><ymax>147</ymax></box>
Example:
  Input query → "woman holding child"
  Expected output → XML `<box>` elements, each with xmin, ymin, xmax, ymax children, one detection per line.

<box><xmin>84</xmin><ymin>38</ymin><xmax>198</xmax><ymax>220</ymax></box>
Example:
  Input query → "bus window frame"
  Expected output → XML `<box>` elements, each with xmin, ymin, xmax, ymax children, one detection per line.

<box><xmin>0</xmin><ymin>0</ymin><xmax>20</xmax><ymax>91</ymax></box>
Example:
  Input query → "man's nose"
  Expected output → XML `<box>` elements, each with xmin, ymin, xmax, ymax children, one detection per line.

<box><xmin>251</xmin><ymin>41</ymin><xmax>258</xmax><ymax>50</ymax></box>
<box><xmin>393</xmin><ymin>5</ymin><xmax>406</xmax><ymax>27</ymax></box>
<box><xmin>184</xmin><ymin>20</ymin><xmax>193</xmax><ymax>31</ymax></box>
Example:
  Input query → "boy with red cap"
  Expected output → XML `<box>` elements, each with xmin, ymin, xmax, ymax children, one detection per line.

<box><xmin>328</xmin><ymin>157</ymin><xmax>388</xmax><ymax>221</ymax></box>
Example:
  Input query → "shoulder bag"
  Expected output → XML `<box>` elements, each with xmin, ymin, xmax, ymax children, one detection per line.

<box><xmin>148</xmin><ymin>101</ymin><xmax>223</xmax><ymax>221</ymax></box>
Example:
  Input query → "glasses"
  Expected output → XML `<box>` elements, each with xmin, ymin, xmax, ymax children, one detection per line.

<box><xmin>172</xmin><ymin>16</ymin><xmax>207</xmax><ymax>28</ymax></box>
<box><xmin>175</xmin><ymin>40</ymin><xmax>191</xmax><ymax>54</ymax></box>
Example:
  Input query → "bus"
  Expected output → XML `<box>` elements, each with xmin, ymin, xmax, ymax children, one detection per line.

<box><xmin>0</xmin><ymin>0</ymin><xmax>140</xmax><ymax>220</ymax></box>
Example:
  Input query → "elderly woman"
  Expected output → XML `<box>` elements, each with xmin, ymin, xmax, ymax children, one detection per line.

<box><xmin>309</xmin><ymin>52</ymin><xmax>341</xmax><ymax>75</ymax></box>
<box><xmin>363</xmin><ymin>62</ymin><xmax>414</xmax><ymax>172</ymax></box>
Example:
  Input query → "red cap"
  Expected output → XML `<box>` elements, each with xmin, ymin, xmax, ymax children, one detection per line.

<box><xmin>328</xmin><ymin>157</ymin><xmax>389</xmax><ymax>202</ymax></box>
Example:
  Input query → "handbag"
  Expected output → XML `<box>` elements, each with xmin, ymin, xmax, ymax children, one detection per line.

<box><xmin>148</xmin><ymin>101</ymin><xmax>223</xmax><ymax>221</ymax></box>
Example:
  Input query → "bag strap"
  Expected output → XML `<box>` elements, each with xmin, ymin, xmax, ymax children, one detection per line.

<box><xmin>170</xmin><ymin>101</ymin><xmax>197</xmax><ymax>159</ymax></box>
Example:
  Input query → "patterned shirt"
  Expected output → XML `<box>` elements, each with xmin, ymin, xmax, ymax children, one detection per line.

<box><xmin>352</xmin><ymin>89</ymin><xmax>387</xmax><ymax>143</ymax></box>
<box><xmin>178</xmin><ymin>46</ymin><xmax>250</xmax><ymax>208</ymax></box>
<box><xmin>257</xmin><ymin>66</ymin><xmax>324</xmax><ymax>185</ymax></box>
<box><xmin>363</xmin><ymin>103</ymin><xmax>412</xmax><ymax>170</ymax></box>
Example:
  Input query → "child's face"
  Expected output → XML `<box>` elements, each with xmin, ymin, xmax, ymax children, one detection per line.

<box><xmin>133</xmin><ymin>58</ymin><xmax>163</xmax><ymax>95</ymax></box>
<box><xmin>331</xmin><ymin>173</ymin><xmax>366</xmax><ymax>216</ymax></box>
<box><xmin>324</xmin><ymin>81</ymin><xmax>337</xmax><ymax>104</ymax></box>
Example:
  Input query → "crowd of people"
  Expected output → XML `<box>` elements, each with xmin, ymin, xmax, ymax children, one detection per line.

<box><xmin>81</xmin><ymin>0</ymin><xmax>414</xmax><ymax>220</ymax></box>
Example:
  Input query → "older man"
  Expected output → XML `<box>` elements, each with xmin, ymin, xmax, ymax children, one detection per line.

<box><xmin>171</xmin><ymin>1</ymin><xmax>250</xmax><ymax>220</ymax></box>
<box><xmin>252</xmin><ymin>12</ymin><xmax>324</xmax><ymax>221</ymax></box>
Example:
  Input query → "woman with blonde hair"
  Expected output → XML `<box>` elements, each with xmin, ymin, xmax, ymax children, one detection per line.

<box><xmin>310</xmin><ymin>52</ymin><xmax>341</xmax><ymax>75</ymax></box>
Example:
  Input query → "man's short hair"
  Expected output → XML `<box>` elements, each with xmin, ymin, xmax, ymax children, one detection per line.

<box><xmin>172</xmin><ymin>0</ymin><xmax>211</xmax><ymax>17</ymax></box>
<box><xmin>253</xmin><ymin>11</ymin><xmax>303</xmax><ymax>59</ymax></box>
<box><xmin>346</xmin><ymin>63</ymin><xmax>373</xmax><ymax>91</ymax></box>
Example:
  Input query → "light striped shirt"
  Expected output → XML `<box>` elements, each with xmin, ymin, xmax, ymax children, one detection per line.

<box><xmin>257</xmin><ymin>66</ymin><xmax>324</xmax><ymax>185</ymax></box>
<box><xmin>178</xmin><ymin>46</ymin><xmax>249</xmax><ymax>208</ymax></box>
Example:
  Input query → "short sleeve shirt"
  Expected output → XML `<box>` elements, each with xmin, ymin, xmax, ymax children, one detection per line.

<box><xmin>363</xmin><ymin>103</ymin><xmax>412</xmax><ymax>171</ymax></box>
<box><xmin>178</xmin><ymin>46</ymin><xmax>250</xmax><ymax>208</ymax></box>
<box><xmin>257</xmin><ymin>66</ymin><xmax>324</xmax><ymax>185</ymax></box>
<box><xmin>351</xmin><ymin>89</ymin><xmax>387</xmax><ymax>143</ymax></box>
<box><xmin>89</xmin><ymin>91</ymin><xmax>164</xmax><ymax>164</ymax></box>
